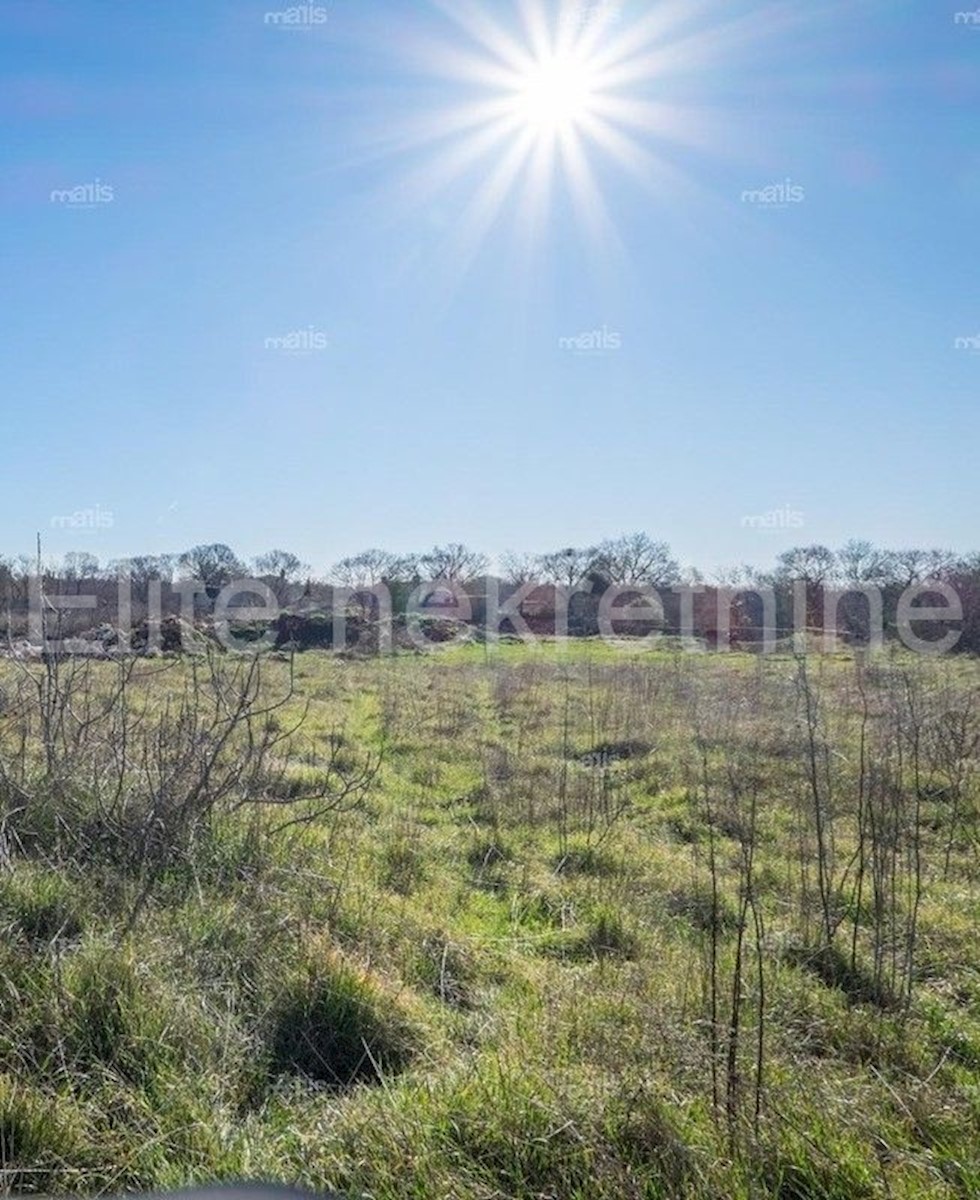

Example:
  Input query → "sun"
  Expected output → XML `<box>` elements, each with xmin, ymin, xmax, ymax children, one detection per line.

<box><xmin>376</xmin><ymin>0</ymin><xmax>786</xmax><ymax>281</ymax></box>
<box><xmin>510</xmin><ymin>53</ymin><xmax>597</xmax><ymax>136</ymax></box>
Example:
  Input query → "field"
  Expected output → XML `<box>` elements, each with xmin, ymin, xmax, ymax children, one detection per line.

<box><xmin>0</xmin><ymin>641</ymin><xmax>978</xmax><ymax>1199</ymax></box>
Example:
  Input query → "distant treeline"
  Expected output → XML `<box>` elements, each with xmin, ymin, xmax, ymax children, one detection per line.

<box><xmin>2</xmin><ymin>535</ymin><xmax>979</xmax><ymax>652</ymax></box>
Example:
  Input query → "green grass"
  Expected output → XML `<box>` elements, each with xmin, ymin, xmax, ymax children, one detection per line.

<box><xmin>0</xmin><ymin>643</ymin><xmax>977</xmax><ymax>1197</ymax></box>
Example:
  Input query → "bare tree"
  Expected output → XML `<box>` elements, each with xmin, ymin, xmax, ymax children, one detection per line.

<box><xmin>60</xmin><ymin>551</ymin><xmax>99</xmax><ymax>582</ymax></box>
<box><xmin>254</xmin><ymin>549</ymin><xmax>310</xmax><ymax>603</ymax></box>
<box><xmin>419</xmin><ymin>543</ymin><xmax>488</xmax><ymax>583</ymax></box>
<box><xmin>888</xmin><ymin>547</ymin><xmax>956</xmax><ymax>587</ymax></box>
<box><xmin>330</xmin><ymin>549</ymin><xmax>414</xmax><ymax>588</ymax></box>
<box><xmin>178</xmin><ymin>543</ymin><xmax>245</xmax><ymax>597</ymax></box>
<box><xmin>537</xmin><ymin>546</ymin><xmax>598</xmax><ymax>589</ymax></box>
<box><xmin>776</xmin><ymin>544</ymin><xmax>836</xmax><ymax>586</ymax></box>
<box><xmin>592</xmin><ymin>533</ymin><xmax>679</xmax><ymax>587</ymax></box>
<box><xmin>253</xmin><ymin>549</ymin><xmax>308</xmax><ymax>581</ymax></box>
<box><xmin>711</xmin><ymin>564</ymin><xmax>757</xmax><ymax>587</ymax></box>
<box><xmin>499</xmin><ymin>551</ymin><xmax>540</xmax><ymax>586</ymax></box>
<box><xmin>108</xmin><ymin>554</ymin><xmax>177</xmax><ymax>585</ymax></box>
<box><xmin>836</xmin><ymin>539</ymin><xmax>891</xmax><ymax>586</ymax></box>
<box><xmin>105</xmin><ymin>555</ymin><xmax>177</xmax><ymax>610</ymax></box>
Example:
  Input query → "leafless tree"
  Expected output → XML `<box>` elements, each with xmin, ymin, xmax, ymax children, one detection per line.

<box><xmin>253</xmin><ymin>549</ymin><xmax>308</xmax><ymax>581</ymax></box>
<box><xmin>499</xmin><ymin>551</ymin><xmax>539</xmax><ymax>586</ymax></box>
<box><xmin>592</xmin><ymin>532</ymin><xmax>679</xmax><ymax>587</ymax></box>
<box><xmin>836</xmin><ymin>539</ymin><xmax>891</xmax><ymax>586</ymax></box>
<box><xmin>254</xmin><ymin>549</ymin><xmax>310</xmax><ymax>603</ymax></box>
<box><xmin>61</xmin><ymin>551</ymin><xmax>100</xmax><ymax>583</ymax></box>
<box><xmin>330</xmin><ymin>549</ymin><xmax>413</xmax><ymax>588</ymax></box>
<box><xmin>888</xmin><ymin>547</ymin><xmax>956</xmax><ymax>587</ymax></box>
<box><xmin>776</xmin><ymin>545</ymin><xmax>836</xmax><ymax>586</ymax></box>
<box><xmin>419</xmin><ymin>543</ymin><xmax>488</xmax><ymax>583</ymax></box>
<box><xmin>537</xmin><ymin>546</ymin><xmax>598</xmax><ymax>589</ymax></box>
<box><xmin>178</xmin><ymin>543</ymin><xmax>245</xmax><ymax>596</ymax></box>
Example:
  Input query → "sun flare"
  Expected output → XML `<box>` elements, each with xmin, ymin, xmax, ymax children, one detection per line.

<box><xmin>510</xmin><ymin>53</ymin><xmax>597</xmax><ymax>135</ymax></box>
<box><xmin>383</xmin><ymin>0</ymin><xmax>771</xmax><ymax>281</ymax></box>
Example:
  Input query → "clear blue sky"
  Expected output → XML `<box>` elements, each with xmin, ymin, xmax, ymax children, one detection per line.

<box><xmin>2</xmin><ymin>0</ymin><xmax>977</xmax><ymax>576</ymax></box>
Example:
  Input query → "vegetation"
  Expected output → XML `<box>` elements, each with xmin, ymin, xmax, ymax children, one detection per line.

<box><xmin>3</xmin><ymin>533</ymin><xmax>980</xmax><ymax>655</ymax></box>
<box><xmin>0</xmin><ymin>640</ymin><xmax>978</xmax><ymax>1197</ymax></box>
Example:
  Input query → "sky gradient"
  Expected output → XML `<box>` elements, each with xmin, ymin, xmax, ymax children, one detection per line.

<box><xmin>2</xmin><ymin>0</ymin><xmax>978</xmax><ymax>577</ymax></box>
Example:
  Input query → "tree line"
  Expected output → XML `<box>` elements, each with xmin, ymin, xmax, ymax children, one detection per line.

<box><xmin>1</xmin><ymin>534</ymin><xmax>978</xmax><ymax>651</ymax></box>
<box><xmin>1</xmin><ymin>533</ymin><xmax>975</xmax><ymax>591</ymax></box>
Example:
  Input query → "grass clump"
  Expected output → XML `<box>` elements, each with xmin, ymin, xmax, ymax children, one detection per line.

<box><xmin>552</xmin><ymin>840</ymin><xmax>618</xmax><ymax>876</ymax></box>
<box><xmin>379</xmin><ymin>836</ymin><xmax>427</xmax><ymax>895</ymax></box>
<box><xmin>665</xmin><ymin>886</ymin><xmax>741</xmax><ymax>935</ymax></box>
<box><xmin>409</xmin><ymin>932</ymin><xmax>476</xmax><ymax>1009</ymax></box>
<box><xmin>0</xmin><ymin>867</ymin><xmax>86</xmax><ymax>946</ymax></box>
<box><xmin>465</xmin><ymin>836</ymin><xmax>512</xmax><ymax>871</ymax></box>
<box><xmin>53</xmin><ymin>941</ymin><xmax>215</xmax><ymax>1094</ymax></box>
<box><xmin>267</xmin><ymin>948</ymin><xmax>421</xmax><ymax>1089</ymax></box>
<box><xmin>543</xmin><ymin>904</ymin><xmax>640</xmax><ymax>962</ymax></box>
<box><xmin>0</xmin><ymin>1075</ymin><xmax>91</xmax><ymax>1193</ymax></box>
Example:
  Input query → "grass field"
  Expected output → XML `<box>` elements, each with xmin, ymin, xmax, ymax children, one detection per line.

<box><xmin>0</xmin><ymin>641</ymin><xmax>978</xmax><ymax>1198</ymax></box>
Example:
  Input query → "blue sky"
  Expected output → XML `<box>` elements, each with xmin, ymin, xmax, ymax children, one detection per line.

<box><xmin>2</xmin><ymin>0</ymin><xmax>977</xmax><ymax>576</ymax></box>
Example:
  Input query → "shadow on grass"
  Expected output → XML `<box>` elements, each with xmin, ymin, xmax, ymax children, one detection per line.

<box><xmin>785</xmin><ymin>943</ymin><xmax>899</xmax><ymax>1010</ymax></box>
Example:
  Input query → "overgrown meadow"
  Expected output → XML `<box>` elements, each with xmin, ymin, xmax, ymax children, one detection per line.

<box><xmin>0</xmin><ymin>640</ymin><xmax>978</xmax><ymax>1199</ymax></box>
